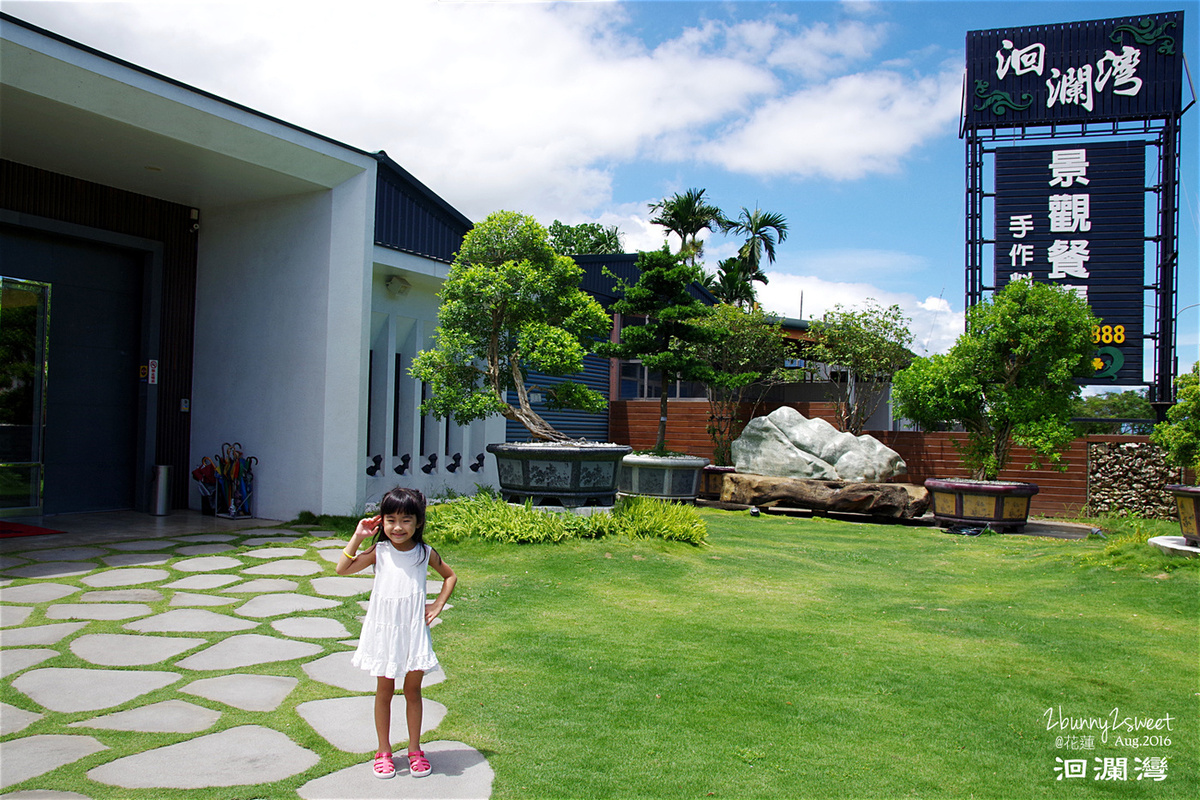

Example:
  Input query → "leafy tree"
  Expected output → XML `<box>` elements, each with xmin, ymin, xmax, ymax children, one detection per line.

<box><xmin>1151</xmin><ymin>362</ymin><xmax>1200</xmax><ymax>472</ymax></box>
<box><xmin>648</xmin><ymin>188</ymin><xmax>724</xmax><ymax>268</ymax></box>
<box><xmin>705</xmin><ymin>257</ymin><xmax>757</xmax><ymax>309</ymax></box>
<box><xmin>803</xmin><ymin>300</ymin><xmax>913</xmax><ymax>435</ymax></box>
<box><xmin>690</xmin><ymin>305</ymin><xmax>794</xmax><ymax>465</ymax></box>
<box><xmin>547</xmin><ymin>220</ymin><xmax>624</xmax><ymax>255</ymax></box>
<box><xmin>720</xmin><ymin>206</ymin><xmax>788</xmax><ymax>287</ymax></box>
<box><xmin>600</xmin><ymin>246</ymin><xmax>715</xmax><ymax>453</ymax></box>
<box><xmin>410</xmin><ymin>211</ymin><xmax>612</xmax><ymax>442</ymax></box>
<box><xmin>892</xmin><ymin>280</ymin><xmax>1098</xmax><ymax>480</ymax></box>
<box><xmin>1070</xmin><ymin>390</ymin><xmax>1155</xmax><ymax>435</ymax></box>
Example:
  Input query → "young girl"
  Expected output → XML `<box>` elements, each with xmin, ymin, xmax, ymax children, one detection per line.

<box><xmin>337</xmin><ymin>487</ymin><xmax>457</xmax><ymax>779</ymax></box>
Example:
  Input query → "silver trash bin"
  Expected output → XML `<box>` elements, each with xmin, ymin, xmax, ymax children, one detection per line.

<box><xmin>152</xmin><ymin>465</ymin><xmax>172</xmax><ymax>516</ymax></box>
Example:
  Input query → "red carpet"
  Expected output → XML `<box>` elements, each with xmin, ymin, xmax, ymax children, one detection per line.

<box><xmin>0</xmin><ymin>521</ymin><xmax>66</xmax><ymax>538</ymax></box>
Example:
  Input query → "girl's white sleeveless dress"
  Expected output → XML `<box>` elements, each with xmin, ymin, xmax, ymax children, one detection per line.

<box><xmin>351</xmin><ymin>539</ymin><xmax>439</xmax><ymax>678</ymax></box>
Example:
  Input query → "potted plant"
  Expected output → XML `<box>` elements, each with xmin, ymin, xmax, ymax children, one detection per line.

<box><xmin>1152</xmin><ymin>361</ymin><xmax>1200</xmax><ymax>547</ymax></box>
<box><xmin>600</xmin><ymin>246</ymin><xmax>714</xmax><ymax>501</ymax></box>
<box><xmin>892</xmin><ymin>279</ymin><xmax>1098</xmax><ymax>531</ymax></box>
<box><xmin>410</xmin><ymin>211</ymin><xmax>629</xmax><ymax>507</ymax></box>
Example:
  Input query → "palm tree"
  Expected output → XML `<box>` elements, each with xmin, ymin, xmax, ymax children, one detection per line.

<box><xmin>708</xmin><ymin>258</ymin><xmax>756</xmax><ymax>308</ymax></box>
<box><xmin>722</xmin><ymin>207</ymin><xmax>789</xmax><ymax>286</ymax></box>
<box><xmin>648</xmin><ymin>188</ymin><xmax>725</xmax><ymax>268</ymax></box>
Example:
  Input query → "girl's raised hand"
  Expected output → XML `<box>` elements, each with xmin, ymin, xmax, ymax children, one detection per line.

<box><xmin>352</xmin><ymin>515</ymin><xmax>381</xmax><ymax>542</ymax></box>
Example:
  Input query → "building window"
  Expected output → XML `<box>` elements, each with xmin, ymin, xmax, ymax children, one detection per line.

<box><xmin>618</xmin><ymin>360</ymin><xmax>706</xmax><ymax>400</ymax></box>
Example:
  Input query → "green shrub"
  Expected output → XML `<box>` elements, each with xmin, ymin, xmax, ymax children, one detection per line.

<box><xmin>426</xmin><ymin>494</ymin><xmax>707</xmax><ymax>546</ymax></box>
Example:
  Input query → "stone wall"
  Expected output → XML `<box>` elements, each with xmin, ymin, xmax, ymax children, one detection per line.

<box><xmin>1086</xmin><ymin>441</ymin><xmax>1183</xmax><ymax>519</ymax></box>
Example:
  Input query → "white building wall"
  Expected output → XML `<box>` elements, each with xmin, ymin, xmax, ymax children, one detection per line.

<box><xmin>366</xmin><ymin>248</ymin><xmax>504</xmax><ymax>505</ymax></box>
<box><xmin>191</xmin><ymin>168</ymin><xmax>375</xmax><ymax>521</ymax></box>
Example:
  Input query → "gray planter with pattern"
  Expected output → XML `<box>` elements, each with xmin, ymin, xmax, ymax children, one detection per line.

<box><xmin>486</xmin><ymin>442</ymin><xmax>632</xmax><ymax>508</ymax></box>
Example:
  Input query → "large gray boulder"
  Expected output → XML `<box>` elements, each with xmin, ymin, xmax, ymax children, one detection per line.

<box><xmin>732</xmin><ymin>407</ymin><xmax>906</xmax><ymax>482</ymax></box>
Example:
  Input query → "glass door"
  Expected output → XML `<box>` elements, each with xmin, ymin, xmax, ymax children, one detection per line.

<box><xmin>0</xmin><ymin>277</ymin><xmax>50</xmax><ymax>516</ymax></box>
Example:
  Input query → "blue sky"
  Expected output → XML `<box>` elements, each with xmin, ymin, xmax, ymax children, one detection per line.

<box><xmin>8</xmin><ymin>0</ymin><xmax>1197</xmax><ymax>379</ymax></box>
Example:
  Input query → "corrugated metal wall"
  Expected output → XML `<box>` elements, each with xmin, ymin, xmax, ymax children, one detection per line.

<box><xmin>0</xmin><ymin>159</ymin><xmax>198</xmax><ymax>508</ymax></box>
<box><xmin>373</xmin><ymin>155</ymin><xmax>471</xmax><ymax>263</ymax></box>
<box><xmin>506</xmin><ymin>353</ymin><xmax>611</xmax><ymax>442</ymax></box>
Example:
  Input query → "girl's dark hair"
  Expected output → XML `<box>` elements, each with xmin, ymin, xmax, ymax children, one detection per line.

<box><xmin>374</xmin><ymin>486</ymin><xmax>429</xmax><ymax>561</ymax></box>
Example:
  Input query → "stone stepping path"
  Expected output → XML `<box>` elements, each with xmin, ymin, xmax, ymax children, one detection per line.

<box><xmin>0</xmin><ymin>529</ymin><xmax>492</xmax><ymax>798</ymax></box>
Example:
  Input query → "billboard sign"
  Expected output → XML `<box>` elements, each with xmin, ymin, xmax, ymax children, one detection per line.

<box><xmin>994</xmin><ymin>141</ymin><xmax>1146</xmax><ymax>384</ymax></box>
<box><xmin>966</xmin><ymin>12</ymin><xmax>1184</xmax><ymax>128</ymax></box>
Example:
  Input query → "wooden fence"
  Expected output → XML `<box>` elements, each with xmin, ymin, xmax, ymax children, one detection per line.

<box><xmin>608</xmin><ymin>400</ymin><xmax>1168</xmax><ymax>518</ymax></box>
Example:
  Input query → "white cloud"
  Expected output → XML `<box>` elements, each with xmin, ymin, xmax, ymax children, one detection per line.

<box><xmin>758</xmin><ymin>271</ymin><xmax>964</xmax><ymax>355</ymax></box>
<box><xmin>699</xmin><ymin>66</ymin><xmax>963</xmax><ymax>178</ymax></box>
<box><xmin>8</xmin><ymin>0</ymin><xmax>967</xmax><ymax>219</ymax></box>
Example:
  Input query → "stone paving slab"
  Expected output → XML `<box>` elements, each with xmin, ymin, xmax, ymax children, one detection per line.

<box><xmin>12</xmin><ymin>667</ymin><xmax>179</xmax><ymax>712</ymax></box>
<box><xmin>100</xmin><ymin>552</ymin><xmax>172</xmax><ymax>567</ymax></box>
<box><xmin>0</xmin><ymin>605</ymin><xmax>33</xmax><ymax>627</ymax></box>
<box><xmin>243</xmin><ymin>558</ymin><xmax>322</xmax><ymax>576</ymax></box>
<box><xmin>78</xmin><ymin>588</ymin><xmax>162</xmax><ymax>602</ymax></box>
<box><xmin>0</xmin><ymin>791</ymin><xmax>92</xmax><ymax>799</ymax></box>
<box><xmin>0</xmin><ymin>557</ymin><xmax>28</xmax><ymax>570</ymax></box>
<box><xmin>0</xmin><ymin>734</ymin><xmax>108</xmax><ymax>790</ymax></box>
<box><xmin>317</xmin><ymin>549</ymin><xmax>346</xmax><ymax>564</ymax></box>
<box><xmin>296</xmin><ymin>740</ymin><xmax>493</xmax><ymax>800</ymax></box>
<box><xmin>171</xmin><ymin>533</ymin><xmax>238</xmax><ymax>542</ymax></box>
<box><xmin>0</xmin><ymin>700</ymin><xmax>43</xmax><ymax>736</ymax></box>
<box><xmin>124</xmin><ymin>608</ymin><xmax>257</xmax><ymax>633</ymax></box>
<box><xmin>296</xmin><ymin>696</ymin><xmax>447</xmax><ymax>752</ymax></box>
<box><xmin>70</xmin><ymin>633</ymin><xmax>205</xmax><ymax>666</ymax></box>
<box><xmin>80</xmin><ymin>567</ymin><xmax>169</xmax><ymax>587</ymax></box>
<box><xmin>86</xmin><ymin>724</ymin><xmax>319</xmax><ymax>789</ymax></box>
<box><xmin>163</xmin><ymin>574</ymin><xmax>240</xmax><ymax>590</ymax></box>
<box><xmin>311</xmin><ymin>539</ymin><xmax>346</xmax><ymax>548</ymax></box>
<box><xmin>0</xmin><ymin>648</ymin><xmax>58</xmax><ymax>679</ymax></box>
<box><xmin>311</xmin><ymin>576</ymin><xmax>375</xmax><ymax>596</ymax></box>
<box><xmin>181</xmin><ymin>673</ymin><xmax>298</xmax><ymax>711</ymax></box>
<box><xmin>68</xmin><ymin>699</ymin><xmax>220</xmax><ymax>733</ymax></box>
<box><xmin>242</xmin><ymin>533</ymin><xmax>302</xmax><ymax>545</ymax></box>
<box><xmin>169</xmin><ymin>591</ymin><xmax>239</xmax><ymax>607</ymax></box>
<box><xmin>17</xmin><ymin>547</ymin><xmax>107</xmax><ymax>562</ymax></box>
<box><xmin>235</xmin><ymin>593</ymin><xmax>340</xmax><ymax>618</ymax></box>
<box><xmin>220</xmin><ymin>578</ymin><xmax>298</xmax><ymax>593</ymax></box>
<box><xmin>175</xmin><ymin>633</ymin><xmax>322</xmax><ymax>670</ymax></box>
<box><xmin>0</xmin><ymin>622</ymin><xmax>88</xmax><ymax>646</ymax></box>
<box><xmin>272</xmin><ymin>616</ymin><xmax>351</xmax><ymax>639</ymax></box>
<box><xmin>243</xmin><ymin>546</ymin><xmax>306</xmax><ymax>558</ymax></box>
<box><xmin>303</xmin><ymin>652</ymin><xmax>445</xmax><ymax>692</ymax></box>
<box><xmin>3</xmin><ymin>562</ymin><xmax>96</xmax><ymax>579</ymax></box>
<box><xmin>106</xmin><ymin>538</ymin><xmax>179</xmax><ymax>550</ymax></box>
<box><xmin>173</xmin><ymin>555</ymin><xmax>243</xmax><ymax>572</ymax></box>
<box><xmin>45</xmin><ymin>603</ymin><xmax>152</xmax><ymax>620</ymax></box>
<box><xmin>178</xmin><ymin>543</ymin><xmax>238</xmax><ymax>555</ymax></box>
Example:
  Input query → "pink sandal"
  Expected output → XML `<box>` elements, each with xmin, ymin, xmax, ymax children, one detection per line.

<box><xmin>373</xmin><ymin>752</ymin><xmax>395</xmax><ymax>779</ymax></box>
<box><xmin>408</xmin><ymin>750</ymin><xmax>431</xmax><ymax>777</ymax></box>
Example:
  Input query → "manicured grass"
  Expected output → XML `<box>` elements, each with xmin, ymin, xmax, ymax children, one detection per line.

<box><xmin>425</xmin><ymin>509</ymin><xmax>1197</xmax><ymax>798</ymax></box>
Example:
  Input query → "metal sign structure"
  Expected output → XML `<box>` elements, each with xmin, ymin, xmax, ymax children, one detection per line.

<box><xmin>963</xmin><ymin>11</ymin><xmax>1189</xmax><ymax>408</ymax></box>
<box><xmin>994</xmin><ymin>141</ymin><xmax>1146</xmax><ymax>384</ymax></box>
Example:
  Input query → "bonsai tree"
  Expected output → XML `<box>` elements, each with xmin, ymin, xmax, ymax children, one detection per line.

<box><xmin>1151</xmin><ymin>361</ymin><xmax>1200</xmax><ymax>474</ymax></box>
<box><xmin>601</xmin><ymin>246</ymin><xmax>714</xmax><ymax>453</ymax></box>
<box><xmin>410</xmin><ymin>211</ymin><xmax>612</xmax><ymax>442</ymax></box>
<box><xmin>892</xmin><ymin>279</ymin><xmax>1098</xmax><ymax>480</ymax></box>
<box><xmin>803</xmin><ymin>300</ymin><xmax>914</xmax><ymax>435</ymax></box>
<box><xmin>689</xmin><ymin>304</ymin><xmax>794</xmax><ymax>465</ymax></box>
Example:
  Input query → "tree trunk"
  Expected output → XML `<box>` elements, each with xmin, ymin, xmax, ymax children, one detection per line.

<box><xmin>656</xmin><ymin>371</ymin><xmax>670</xmax><ymax>452</ymax></box>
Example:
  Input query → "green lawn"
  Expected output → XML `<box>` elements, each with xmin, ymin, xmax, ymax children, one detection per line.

<box><xmin>425</xmin><ymin>509</ymin><xmax>1198</xmax><ymax>799</ymax></box>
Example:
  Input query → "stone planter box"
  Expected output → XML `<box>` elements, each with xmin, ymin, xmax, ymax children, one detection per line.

<box><xmin>487</xmin><ymin>443</ymin><xmax>631</xmax><ymax>508</ymax></box>
<box><xmin>1165</xmin><ymin>485</ymin><xmax>1200</xmax><ymax>547</ymax></box>
<box><xmin>924</xmin><ymin>478</ymin><xmax>1039</xmax><ymax>532</ymax></box>
<box><xmin>618</xmin><ymin>454</ymin><xmax>710</xmax><ymax>502</ymax></box>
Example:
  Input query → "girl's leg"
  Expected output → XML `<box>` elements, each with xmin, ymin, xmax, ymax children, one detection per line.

<box><xmin>403</xmin><ymin>670</ymin><xmax>424</xmax><ymax>751</ymax></box>
<box><xmin>375</xmin><ymin>676</ymin><xmax>396</xmax><ymax>753</ymax></box>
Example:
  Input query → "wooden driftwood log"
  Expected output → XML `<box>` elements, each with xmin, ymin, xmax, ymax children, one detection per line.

<box><xmin>720</xmin><ymin>473</ymin><xmax>930</xmax><ymax>519</ymax></box>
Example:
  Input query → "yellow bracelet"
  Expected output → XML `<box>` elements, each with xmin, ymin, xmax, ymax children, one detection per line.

<box><xmin>342</xmin><ymin>547</ymin><xmax>356</xmax><ymax>559</ymax></box>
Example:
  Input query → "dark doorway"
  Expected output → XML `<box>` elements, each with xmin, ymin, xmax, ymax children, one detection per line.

<box><xmin>1</xmin><ymin>226</ymin><xmax>144</xmax><ymax>514</ymax></box>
